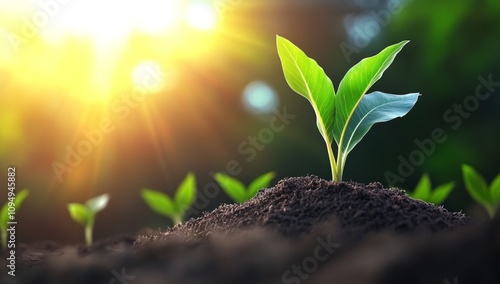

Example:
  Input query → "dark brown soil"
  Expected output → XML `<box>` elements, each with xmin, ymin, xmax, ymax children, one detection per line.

<box><xmin>3</xmin><ymin>176</ymin><xmax>498</xmax><ymax>284</ymax></box>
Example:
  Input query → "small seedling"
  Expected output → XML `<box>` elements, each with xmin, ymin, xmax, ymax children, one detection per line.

<box><xmin>141</xmin><ymin>172</ymin><xmax>196</xmax><ymax>225</ymax></box>
<box><xmin>68</xmin><ymin>193</ymin><xmax>110</xmax><ymax>246</ymax></box>
<box><xmin>462</xmin><ymin>164</ymin><xmax>500</xmax><ymax>218</ymax></box>
<box><xmin>277</xmin><ymin>36</ymin><xmax>419</xmax><ymax>181</ymax></box>
<box><xmin>1</xmin><ymin>189</ymin><xmax>29</xmax><ymax>249</ymax></box>
<box><xmin>214</xmin><ymin>171</ymin><xmax>276</xmax><ymax>203</ymax></box>
<box><xmin>406</xmin><ymin>174</ymin><xmax>455</xmax><ymax>205</ymax></box>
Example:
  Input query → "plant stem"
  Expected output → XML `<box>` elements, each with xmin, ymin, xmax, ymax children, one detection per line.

<box><xmin>85</xmin><ymin>222</ymin><xmax>93</xmax><ymax>247</ymax></box>
<box><xmin>325</xmin><ymin>140</ymin><xmax>338</xmax><ymax>181</ymax></box>
<box><xmin>173</xmin><ymin>214</ymin><xmax>183</xmax><ymax>225</ymax></box>
<box><xmin>486</xmin><ymin>205</ymin><xmax>497</xmax><ymax>219</ymax></box>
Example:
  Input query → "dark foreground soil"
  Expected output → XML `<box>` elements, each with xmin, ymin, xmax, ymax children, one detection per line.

<box><xmin>2</xmin><ymin>176</ymin><xmax>499</xmax><ymax>284</ymax></box>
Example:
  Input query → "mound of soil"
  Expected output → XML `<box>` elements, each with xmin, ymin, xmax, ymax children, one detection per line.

<box><xmin>138</xmin><ymin>175</ymin><xmax>469</xmax><ymax>244</ymax></box>
<box><xmin>5</xmin><ymin>176</ymin><xmax>497</xmax><ymax>284</ymax></box>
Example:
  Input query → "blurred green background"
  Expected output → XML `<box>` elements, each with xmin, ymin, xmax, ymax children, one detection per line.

<box><xmin>0</xmin><ymin>0</ymin><xmax>499</xmax><ymax>244</ymax></box>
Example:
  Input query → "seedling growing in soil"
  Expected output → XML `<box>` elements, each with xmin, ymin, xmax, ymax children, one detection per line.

<box><xmin>462</xmin><ymin>164</ymin><xmax>500</xmax><ymax>218</ymax></box>
<box><xmin>68</xmin><ymin>194</ymin><xmax>110</xmax><ymax>246</ymax></box>
<box><xmin>406</xmin><ymin>174</ymin><xmax>455</xmax><ymax>205</ymax></box>
<box><xmin>277</xmin><ymin>36</ymin><xmax>419</xmax><ymax>181</ymax></box>
<box><xmin>1</xmin><ymin>189</ymin><xmax>29</xmax><ymax>249</ymax></box>
<box><xmin>214</xmin><ymin>171</ymin><xmax>276</xmax><ymax>203</ymax></box>
<box><xmin>141</xmin><ymin>172</ymin><xmax>196</xmax><ymax>225</ymax></box>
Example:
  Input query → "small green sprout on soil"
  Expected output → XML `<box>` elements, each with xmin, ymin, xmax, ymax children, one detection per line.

<box><xmin>68</xmin><ymin>193</ymin><xmax>110</xmax><ymax>246</ymax></box>
<box><xmin>462</xmin><ymin>164</ymin><xmax>500</xmax><ymax>218</ymax></box>
<box><xmin>406</xmin><ymin>174</ymin><xmax>455</xmax><ymax>205</ymax></box>
<box><xmin>141</xmin><ymin>172</ymin><xmax>196</xmax><ymax>225</ymax></box>
<box><xmin>276</xmin><ymin>36</ymin><xmax>419</xmax><ymax>181</ymax></box>
<box><xmin>1</xmin><ymin>189</ymin><xmax>29</xmax><ymax>249</ymax></box>
<box><xmin>214</xmin><ymin>171</ymin><xmax>276</xmax><ymax>203</ymax></box>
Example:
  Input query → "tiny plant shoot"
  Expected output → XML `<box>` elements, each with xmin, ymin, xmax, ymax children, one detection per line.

<box><xmin>462</xmin><ymin>164</ymin><xmax>500</xmax><ymax>218</ymax></box>
<box><xmin>214</xmin><ymin>171</ymin><xmax>276</xmax><ymax>203</ymax></box>
<box><xmin>1</xmin><ymin>189</ymin><xmax>29</xmax><ymax>249</ymax></box>
<box><xmin>68</xmin><ymin>194</ymin><xmax>110</xmax><ymax>246</ymax></box>
<box><xmin>141</xmin><ymin>172</ymin><xmax>196</xmax><ymax>225</ymax></box>
<box><xmin>406</xmin><ymin>174</ymin><xmax>455</xmax><ymax>205</ymax></box>
<box><xmin>276</xmin><ymin>36</ymin><xmax>419</xmax><ymax>181</ymax></box>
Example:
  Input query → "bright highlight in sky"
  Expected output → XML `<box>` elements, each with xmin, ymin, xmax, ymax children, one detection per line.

<box><xmin>242</xmin><ymin>81</ymin><xmax>280</xmax><ymax>114</ymax></box>
<box><xmin>186</xmin><ymin>2</ymin><xmax>218</xmax><ymax>31</ymax></box>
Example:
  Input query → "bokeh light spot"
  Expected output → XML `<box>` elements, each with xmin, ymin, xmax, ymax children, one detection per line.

<box><xmin>186</xmin><ymin>1</ymin><xmax>218</xmax><ymax>31</ymax></box>
<box><xmin>242</xmin><ymin>81</ymin><xmax>279</xmax><ymax>114</ymax></box>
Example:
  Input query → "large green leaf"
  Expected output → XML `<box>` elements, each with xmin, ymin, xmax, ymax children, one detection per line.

<box><xmin>462</xmin><ymin>164</ymin><xmax>490</xmax><ymax>205</ymax></box>
<box><xmin>334</xmin><ymin>41</ymin><xmax>409</xmax><ymax>150</ymax></box>
<box><xmin>340</xmin><ymin>91</ymin><xmax>419</xmax><ymax>160</ymax></box>
<box><xmin>141</xmin><ymin>189</ymin><xmax>178</xmax><ymax>217</ymax></box>
<box><xmin>214</xmin><ymin>173</ymin><xmax>247</xmax><ymax>203</ymax></box>
<box><xmin>276</xmin><ymin>35</ymin><xmax>335</xmax><ymax>142</ymax></box>
<box><xmin>174</xmin><ymin>172</ymin><xmax>196</xmax><ymax>212</ymax></box>
<box><xmin>247</xmin><ymin>171</ymin><xmax>275</xmax><ymax>200</ymax></box>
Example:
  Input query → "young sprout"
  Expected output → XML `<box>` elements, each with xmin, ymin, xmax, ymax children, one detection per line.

<box><xmin>276</xmin><ymin>36</ymin><xmax>419</xmax><ymax>181</ymax></box>
<box><xmin>68</xmin><ymin>194</ymin><xmax>110</xmax><ymax>246</ymax></box>
<box><xmin>406</xmin><ymin>174</ymin><xmax>455</xmax><ymax>205</ymax></box>
<box><xmin>214</xmin><ymin>171</ymin><xmax>276</xmax><ymax>203</ymax></box>
<box><xmin>141</xmin><ymin>172</ymin><xmax>196</xmax><ymax>225</ymax></box>
<box><xmin>1</xmin><ymin>189</ymin><xmax>29</xmax><ymax>249</ymax></box>
<box><xmin>462</xmin><ymin>164</ymin><xmax>500</xmax><ymax>218</ymax></box>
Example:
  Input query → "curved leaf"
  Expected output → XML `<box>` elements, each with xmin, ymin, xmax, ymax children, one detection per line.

<box><xmin>462</xmin><ymin>164</ymin><xmax>490</xmax><ymax>205</ymax></box>
<box><xmin>141</xmin><ymin>188</ymin><xmax>178</xmax><ymax>217</ymax></box>
<box><xmin>86</xmin><ymin>194</ymin><xmax>110</xmax><ymax>213</ymax></box>
<box><xmin>491</xmin><ymin>174</ymin><xmax>500</xmax><ymax>203</ymax></box>
<box><xmin>68</xmin><ymin>203</ymin><xmax>89</xmax><ymax>225</ymax></box>
<box><xmin>276</xmin><ymin>35</ymin><xmax>335</xmax><ymax>143</ymax></box>
<box><xmin>410</xmin><ymin>174</ymin><xmax>432</xmax><ymax>201</ymax></box>
<box><xmin>174</xmin><ymin>172</ymin><xmax>197</xmax><ymax>213</ymax></box>
<box><xmin>1</xmin><ymin>189</ymin><xmax>29</xmax><ymax>229</ymax></box>
<box><xmin>247</xmin><ymin>172</ymin><xmax>276</xmax><ymax>200</ymax></box>
<box><xmin>214</xmin><ymin>173</ymin><xmax>247</xmax><ymax>203</ymax></box>
<box><xmin>430</xmin><ymin>182</ymin><xmax>455</xmax><ymax>205</ymax></box>
<box><xmin>341</xmin><ymin>91</ymin><xmax>419</xmax><ymax>159</ymax></box>
<box><xmin>334</xmin><ymin>41</ymin><xmax>409</xmax><ymax>148</ymax></box>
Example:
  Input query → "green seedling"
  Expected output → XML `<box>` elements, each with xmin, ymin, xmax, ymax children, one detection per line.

<box><xmin>214</xmin><ymin>171</ymin><xmax>276</xmax><ymax>203</ymax></box>
<box><xmin>462</xmin><ymin>164</ymin><xmax>500</xmax><ymax>218</ymax></box>
<box><xmin>141</xmin><ymin>172</ymin><xmax>196</xmax><ymax>225</ymax></box>
<box><xmin>406</xmin><ymin>174</ymin><xmax>455</xmax><ymax>205</ymax></box>
<box><xmin>276</xmin><ymin>36</ymin><xmax>419</xmax><ymax>181</ymax></box>
<box><xmin>1</xmin><ymin>189</ymin><xmax>29</xmax><ymax>249</ymax></box>
<box><xmin>68</xmin><ymin>193</ymin><xmax>110</xmax><ymax>246</ymax></box>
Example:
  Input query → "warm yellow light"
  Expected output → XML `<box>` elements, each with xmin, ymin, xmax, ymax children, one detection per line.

<box><xmin>132</xmin><ymin>61</ymin><xmax>166</xmax><ymax>93</ymax></box>
<box><xmin>186</xmin><ymin>2</ymin><xmax>218</xmax><ymax>31</ymax></box>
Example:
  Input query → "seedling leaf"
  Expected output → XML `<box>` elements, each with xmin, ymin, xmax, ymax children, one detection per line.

<box><xmin>85</xmin><ymin>194</ymin><xmax>110</xmax><ymax>213</ymax></box>
<box><xmin>141</xmin><ymin>189</ymin><xmax>178</xmax><ymax>217</ymax></box>
<box><xmin>247</xmin><ymin>171</ymin><xmax>276</xmax><ymax>199</ymax></box>
<box><xmin>1</xmin><ymin>189</ymin><xmax>29</xmax><ymax>229</ymax></box>
<box><xmin>68</xmin><ymin>203</ymin><xmax>89</xmax><ymax>225</ymax></box>
<box><xmin>430</xmin><ymin>182</ymin><xmax>455</xmax><ymax>205</ymax></box>
<box><xmin>491</xmin><ymin>174</ymin><xmax>500</xmax><ymax>203</ymax></box>
<box><xmin>174</xmin><ymin>172</ymin><xmax>196</xmax><ymax>210</ymax></box>
<box><xmin>342</xmin><ymin>91</ymin><xmax>419</xmax><ymax>159</ymax></box>
<box><xmin>214</xmin><ymin>173</ymin><xmax>247</xmax><ymax>203</ymax></box>
<box><xmin>411</xmin><ymin>174</ymin><xmax>432</xmax><ymax>201</ymax></box>
<box><xmin>462</xmin><ymin>164</ymin><xmax>490</xmax><ymax>205</ymax></box>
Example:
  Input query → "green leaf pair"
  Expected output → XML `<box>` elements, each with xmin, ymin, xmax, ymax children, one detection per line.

<box><xmin>68</xmin><ymin>193</ymin><xmax>110</xmax><ymax>246</ymax></box>
<box><xmin>277</xmin><ymin>36</ymin><xmax>419</xmax><ymax>181</ymax></box>
<box><xmin>141</xmin><ymin>172</ymin><xmax>196</xmax><ymax>225</ymax></box>
<box><xmin>462</xmin><ymin>164</ymin><xmax>500</xmax><ymax>218</ymax></box>
<box><xmin>1</xmin><ymin>189</ymin><xmax>29</xmax><ymax>249</ymax></box>
<box><xmin>214</xmin><ymin>171</ymin><xmax>276</xmax><ymax>203</ymax></box>
<box><xmin>407</xmin><ymin>174</ymin><xmax>455</xmax><ymax>205</ymax></box>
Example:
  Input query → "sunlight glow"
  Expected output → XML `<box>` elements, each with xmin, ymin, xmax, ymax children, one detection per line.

<box><xmin>186</xmin><ymin>2</ymin><xmax>218</xmax><ymax>31</ymax></box>
<box><xmin>132</xmin><ymin>61</ymin><xmax>166</xmax><ymax>93</ymax></box>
